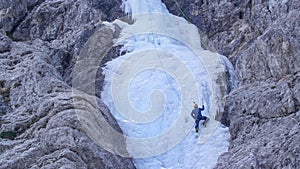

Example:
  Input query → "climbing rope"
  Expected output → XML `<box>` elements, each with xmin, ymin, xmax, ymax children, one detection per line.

<box><xmin>172</xmin><ymin>0</ymin><xmax>192</xmax><ymax>23</ymax></box>
<box><xmin>144</xmin><ymin>0</ymin><xmax>192</xmax><ymax>113</ymax></box>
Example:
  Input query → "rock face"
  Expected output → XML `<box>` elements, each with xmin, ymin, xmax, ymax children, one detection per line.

<box><xmin>1</xmin><ymin>0</ymin><xmax>300</xmax><ymax>168</ymax></box>
<box><xmin>0</xmin><ymin>0</ymin><xmax>135</xmax><ymax>168</ymax></box>
<box><xmin>163</xmin><ymin>0</ymin><xmax>300</xmax><ymax>168</ymax></box>
<box><xmin>217</xmin><ymin>74</ymin><xmax>300</xmax><ymax>168</ymax></box>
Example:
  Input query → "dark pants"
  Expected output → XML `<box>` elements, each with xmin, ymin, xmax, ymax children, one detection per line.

<box><xmin>195</xmin><ymin>115</ymin><xmax>208</xmax><ymax>129</ymax></box>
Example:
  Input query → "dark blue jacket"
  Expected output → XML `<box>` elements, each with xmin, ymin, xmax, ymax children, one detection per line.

<box><xmin>191</xmin><ymin>105</ymin><xmax>204</xmax><ymax>119</ymax></box>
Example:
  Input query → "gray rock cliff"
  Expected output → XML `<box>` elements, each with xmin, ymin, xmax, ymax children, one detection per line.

<box><xmin>0</xmin><ymin>0</ymin><xmax>135</xmax><ymax>168</ymax></box>
<box><xmin>163</xmin><ymin>0</ymin><xmax>300</xmax><ymax>168</ymax></box>
<box><xmin>1</xmin><ymin>0</ymin><xmax>300</xmax><ymax>168</ymax></box>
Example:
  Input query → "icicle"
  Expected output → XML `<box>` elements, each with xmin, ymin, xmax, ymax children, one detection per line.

<box><xmin>220</xmin><ymin>55</ymin><xmax>237</xmax><ymax>92</ymax></box>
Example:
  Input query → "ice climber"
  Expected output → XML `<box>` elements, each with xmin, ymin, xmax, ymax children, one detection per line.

<box><xmin>191</xmin><ymin>99</ymin><xmax>209</xmax><ymax>133</ymax></box>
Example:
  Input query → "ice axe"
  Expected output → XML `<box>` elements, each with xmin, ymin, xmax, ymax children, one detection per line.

<box><xmin>193</xmin><ymin>98</ymin><xmax>204</xmax><ymax>105</ymax></box>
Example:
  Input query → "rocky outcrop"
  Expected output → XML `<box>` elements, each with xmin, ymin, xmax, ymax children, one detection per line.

<box><xmin>163</xmin><ymin>0</ymin><xmax>300</xmax><ymax>168</ymax></box>
<box><xmin>1</xmin><ymin>0</ymin><xmax>299</xmax><ymax>168</ymax></box>
<box><xmin>217</xmin><ymin>73</ymin><xmax>300</xmax><ymax>168</ymax></box>
<box><xmin>163</xmin><ymin>0</ymin><xmax>300</xmax><ymax>58</ymax></box>
<box><xmin>0</xmin><ymin>0</ymin><xmax>135</xmax><ymax>168</ymax></box>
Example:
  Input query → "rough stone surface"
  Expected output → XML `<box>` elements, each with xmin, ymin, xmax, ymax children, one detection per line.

<box><xmin>163</xmin><ymin>0</ymin><xmax>300</xmax><ymax>59</ymax></box>
<box><xmin>0</xmin><ymin>31</ymin><xmax>12</xmax><ymax>53</ymax></box>
<box><xmin>217</xmin><ymin>74</ymin><xmax>300</xmax><ymax>168</ymax></box>
<box><xmin>163</xmin><ymin>0</ymin><xmax>300</xmax><ymax>168</ymax></box>
<box><xmin>0</xmin><ymin>0</ymin><xmax>135</xmax><ymax>168</ymax></box>
<box><xmin>1</xmin><ymin>0</ymin><xmax>300</xmax><ymax>168</ymax></box>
